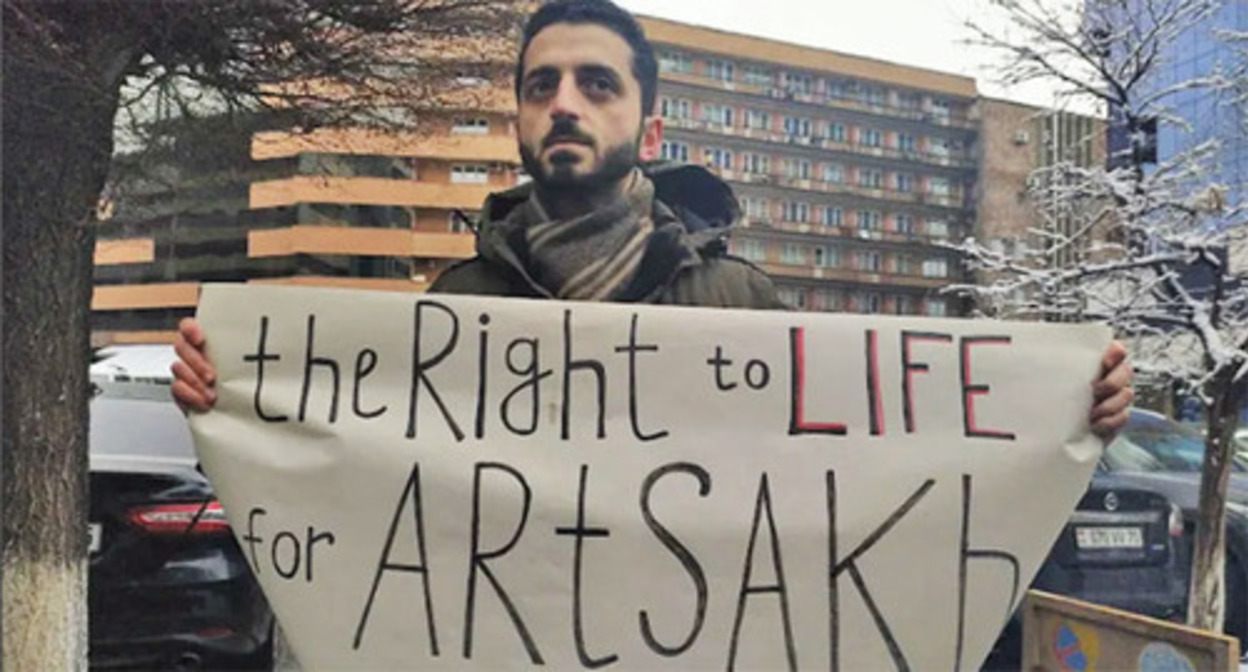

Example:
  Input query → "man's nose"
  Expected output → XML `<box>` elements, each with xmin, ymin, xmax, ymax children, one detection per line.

<box><xmin>548</xmin><ymin>76</ymin><xmax>584</xmax><ymax>120</ymax></box>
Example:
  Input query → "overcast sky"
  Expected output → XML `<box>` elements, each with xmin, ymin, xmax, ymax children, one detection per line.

<box><xmin>615</xmin><ymin>0</ymin><xmax>1070</xmax><ymax>108</ymax></box>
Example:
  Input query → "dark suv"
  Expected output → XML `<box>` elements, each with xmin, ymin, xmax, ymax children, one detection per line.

<box><xmin>89</xmin><ymin>350</ymin><xmax>272</xmax><ymax>669</ymax></box>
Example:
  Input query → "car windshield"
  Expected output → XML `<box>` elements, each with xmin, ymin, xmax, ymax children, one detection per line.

<box><xmin>1105</xmin><ymin>413</ymin><xmax>1248</xmax><ymax>474</ymax></box>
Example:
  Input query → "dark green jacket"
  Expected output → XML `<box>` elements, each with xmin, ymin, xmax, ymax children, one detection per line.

<box><xmin>430</xmin><ymin>163</ymin><xmax>788</xmax><ymax>310</ymax></box>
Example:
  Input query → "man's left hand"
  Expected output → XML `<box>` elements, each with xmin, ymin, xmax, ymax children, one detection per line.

<box><xmin>1091</xmin><ymin>341</ymin><xmax>1133</xmax><ymax>440</ymax></box>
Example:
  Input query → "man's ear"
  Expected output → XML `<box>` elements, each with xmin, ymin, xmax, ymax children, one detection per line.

<box><xmin>638</xmin><ymin>115</ymin><xmax>664</xmax><ymax>162</ymax></box>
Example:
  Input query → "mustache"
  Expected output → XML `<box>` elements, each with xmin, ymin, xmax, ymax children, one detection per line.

<box><xmin>542</xmin><ymin>120</ymin><xmax>595</xmax><ymax>149</ymax></box>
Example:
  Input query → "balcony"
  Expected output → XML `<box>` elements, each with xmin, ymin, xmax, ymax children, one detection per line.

<box><xmin>252</xmin><ymin>129</ymin><xmax>520</xmax><ymax>163</ymax></box>
<box><xmin>658</xmin><ymin>70</ymin><xmax>978</xmax><ymax>131</ymax></box>
<box><xmin>716</xmin><ymin>168</ymin><xmax>969</xmax><ymax>211</ymax></box>
<box><xmin>94</xmin><ymin>238</ymin><xmax>155</xmax><ymax>266</ymax></box>
<box><xmin>250</xmin><ymin>175</ymin><xmax>496</xmax><ymax>211</ymax></box>
<box><xmin>93</xmin><ymin>282</ymin><xmax>201</xmax><ymax>312</ymax></box>
<box><xmin>758</xmin><ymin>262</ymin><xmax>950</xmax><ymax>290</ymax></box>
<box><xmin>742</xmin><ymin>219</ymin><xmax>955</xmax><ymax>248</ymax></box>
<box><xmin>664</xmin><ymin>116</ymin><xmax>976</xmax><ymax>171</ymax></box>
<box><xmin>248</xmin><ymin>225</ymin><xmax>475</xmax><ymax>260</ymax></box>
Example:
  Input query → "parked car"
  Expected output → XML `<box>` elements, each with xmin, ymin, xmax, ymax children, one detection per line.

<box><xmin>1101</xmin><ymin>409</ymin><xmax>1248</xmax><ymax>648</ymax></box>
<box><xmin>984</xmin><ymin>474</ymin><xmax>1189</xmax><ymax>669</ymax></box>
<box><xmin>89</xmin><ymin>347</ymin><xmax>272</xmax><ymax>669</ymax></box>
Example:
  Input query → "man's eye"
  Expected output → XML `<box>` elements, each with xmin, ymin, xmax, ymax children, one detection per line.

<box><xmin>585</xmin><ymin>78</ymin><xmax>615</xmax><ymax>94</ymax></box>
<box><xmin>525</xmin><ymin>80</ymin><xmax>555</xmax><ymax>99</ymax></box>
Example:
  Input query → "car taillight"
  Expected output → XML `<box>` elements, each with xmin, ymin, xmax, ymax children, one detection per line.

<box><xmin>1169</xmin><ymin>503</ymin><xmax>1185</xmax><ymax>538</ymax></box>
<box><xmin>128</xmin><ymin>500</ymin><xmax>230</xmax><ymax>535</ymax></box>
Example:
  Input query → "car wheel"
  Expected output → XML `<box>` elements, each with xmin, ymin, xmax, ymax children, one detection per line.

<box><xmin>1226</xmin><ymin>555</ymin><xmax>1247</xmax><ymax>651</ymax></box>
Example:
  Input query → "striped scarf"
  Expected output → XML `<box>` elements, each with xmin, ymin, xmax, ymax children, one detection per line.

<box><xmin>522</xmin><ymin>171</ymin><xmax>656</xmax><ymax>301</ymax></box>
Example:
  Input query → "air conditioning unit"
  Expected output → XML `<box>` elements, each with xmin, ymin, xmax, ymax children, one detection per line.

<box><xmin>1013</xmin><ymin>130</ymin><xmax>1031</xmax><ymax>145</ymax></box>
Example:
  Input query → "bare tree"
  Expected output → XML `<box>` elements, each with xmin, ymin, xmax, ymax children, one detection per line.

<box><xmin>958</xmin><ymin>0</ymin><xmax>1246</xmax><ymax>636</ymax></box>
<box><xmin>1</xmin><ymin>1</ymin><xmax>522</xmax><ymax>668</ymax></box>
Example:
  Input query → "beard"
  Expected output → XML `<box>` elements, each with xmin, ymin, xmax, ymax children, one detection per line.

<box><xmin>519</xmin><ymin>134</ymin><xmax>640</xmax><ymax>197</ymax></box>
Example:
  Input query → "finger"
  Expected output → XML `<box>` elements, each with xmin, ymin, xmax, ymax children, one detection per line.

<box><xmin>173</xmin><ymin>332</ymin><xmax>216</xmax><ymax>385</ymax></box>
<box><xmin>170</xmin><ymin>360</ymin><xmax>213</xmax><ymax>400</ymax></box>
<box><xmin>1091</xmin><ymin>386</ymin><xmax>1134</xmax><ymax>422</ymax></box>
<box><xmin>1100</xmin><ymin>341</ymin><xmax>1128</xmax><ymax>375</ymax></box>
<box><xmin>1093</xmin><ymin>358</ymin><xmax>1134</xmax><ymax>399</ymax></box>
<box><xmin>1092</xmin><ymin>408</ymin><xmax>1129</xmax><ymax>439</ymax></box>
<box><xmin>171</xmin><ymin>379</ymin><xmax>213</xmax><ymax>413</ymax></box>
<box><xmin>179</xmin><ymin>317</ymin><xmax>206</xmax><ymax>347</ymax></box>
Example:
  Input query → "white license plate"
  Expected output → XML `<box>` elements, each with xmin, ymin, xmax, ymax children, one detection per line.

<box><xmin>88</xmin><ymin>523</ymin><xmax>102</xmax><ymax>554</ymax></box>
<box><xmin>1076</xmin><ymin>526</ymin><xmax>1143</xmax><ymax>549</ymax></box>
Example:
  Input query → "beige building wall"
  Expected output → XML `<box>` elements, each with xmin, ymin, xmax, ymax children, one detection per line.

<box><xmin>977</xmin><ymin>98</ymin><xmax>1043</xmax><ymax>251</ymax></box>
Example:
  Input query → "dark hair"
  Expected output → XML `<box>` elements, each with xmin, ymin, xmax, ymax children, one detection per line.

<box><xmin>515</xmin><ymin>0</ymin><xmax>659</xmax><ymax>116</ymax></box>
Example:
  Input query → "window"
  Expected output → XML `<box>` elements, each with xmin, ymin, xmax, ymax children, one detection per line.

<box><xmin>814</xmin><ymin>246</ymin><xmax>839</xmax><ymax>268</ymax></box>
<box><xmin>898</xmin><ymin>133</ymin><xmax>917</xmax><ymax>152</ymax></box>
<box><xmin>786</xmin><ymin>159</ymin><xmax>812</xmax><ymax>180</ymax></box>
<box><xmin>895</xmin><ymin>213</ymin><xmax>915</xmax><ymax>234</ymax></box>
<box><xmin>927</xmin><ymin>220</ymin><xmax>949</xmax><ymax>238</ymax></box>
<box><xmin>743</xmin><ymin>153</ymin><xmax>770</xmax><ymax>175</ymax></box>
<box><xmin>661</xmin><ymin>141</ymin><xmax>690</xmax><ymax>163</ymax></box>
<box><xmin>862</xmin><ymin>86</ymin><xmax>887</xmax><ymax>106</ymax></box>
<box><xmin>858</xmin><ymin>210</ymin><xmax>881</xmax><ymax>230</ymax></box>
<box><xmin>734</xmin><ymin>238</ymin><xmax>766</xmax><ymax>262</ymax></box>
<box><xmin>743</xmin><ymin>65</ymin><xmax>773</xmax><ymax>87</ymax></box>
<box><xmin>452</xmin><ymin>118</ymin><xmax>489</xmax><ymax>135</ymax></box>
<box><xmin>823</xmin><ymin>163</ymin><xmax>844</xmax><ymax>184</ymax></box>
<box><xmin>922</xmin><ymin>258</ymin><xmax>949</xmax><ymax>278</ymax></box>
<box><xmin>451</xmin><ymin>164</ymin><xmax>489</xmax><ymax>184</ymax></box>
<box><xmin>898</xmin><ymin>92</ymin><xmax>921</xmax><ymax>110</ymax></box>
<box><xmin>926</xmin><ymin>299</ymin><xmax>947</xmax><ymax>317</ymax></box>
<box><xmin>781</xmin><ymin>243</ymin><xmax>805</xmax><ymax>265</ymax></box>
<box><xmin>822</xmin><ymin>206</ymin><xmax>843</xmax><ymax>227</ymax></box>
<box><xmin>827</xmin><ymin>123</ymin><xmax>847</xmax><ymax>143</ymax></box>
<box><xmin>895</xmin><ymin>255</ymin><xmax>914</xmax><ymax>275</ymax></box>
<box><xmin>778</xmin><ymin>287</ymin><xmax>808</xmax><ymax>309</ymax></box>
<box><xmin>703</xmin><ymin>147</ymin><xmax>734</xmax><ymax>170</ymax></box>
<box><xmin>448</xmin><ymin>210</ymin><xmax>479</xmax><ymax>233</ymax></box>
<box><xmin>856</xmin><ymin>293</ymin><xmax>882</xmax><ymax>314</ymax></box>
<box><xmin>660</xmin><ymin>51</ymin><xmax>693</xmax><ymax>74</ymax></box>
<box><xmin>661</xmin><ymin>98</ymin><xmax>691</xmax><ymax>120</ymax></box>
<box><xmin>929</xmin><ymin>177</ymin><xmax>951</xmax><ymax>196</ymax></box>
<box><xmin>859</xmin><ymin>169</ymin><xmax>884</xmax><ymax>189</ymax></box>
<box><xmin>743</xmin><ymin>197</ymin><xmax>770</xmax><ymax>221</ymax></box>
<box><xmin>858</xmin><ymin>251</ymin><xmax>882</xmax><ymax>272</ymax></box>
<box><xmin>702</xmin><ymin>104</ymin><xmax>734</xmax><ymax>126</ymax></box>
<box><xmin>897</xmin><ymin>173</ymin><xmax>915</xmax><ymax>192</ymax></box>
<box><xmin>746</xmin><ymin>109</ymin><xmax>771</xmax><ymax>130</ymax></box>
<box><xmin>783</xmin><ymin>201</ymin><xmax>810</xmax><ymax>223</ymax></box>
<box><xmin>930</xmin><ymin>98</ymin><xmax>951</xmax><ymax>119</ymax></box>
<box><xmin>453</xmin><ymin>66</ymin><xmax>491</xmax><ymax>88</ymax></box>
<box><xmin>784</xmin><ymin>72</ymin><xmax>813</xmax><ymax>94</ymax></box>
<box><xmin>860</xmin><ymin>128</ymin><xmax>882</xmax><ymax>147</ymax></box>
<box><xmin>783</xmin><ymin>116</ymin><xmax>812</xmax><ymax>137</ymax></box>
<box><xmin>708</xmin><ymin>59</ymin><xmax>735</xmax><ymax>82</ymax></box>
<box><xmin>895</xmin><ymin>296</ymin><xmax>915</xmax><ymax>315</ymax></box>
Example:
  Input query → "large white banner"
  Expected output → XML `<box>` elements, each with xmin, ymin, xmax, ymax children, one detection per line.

<box><xmin>190</xmin><ymin>284</ymin><xmax>1110</xmax><ymax>670</ymax></box>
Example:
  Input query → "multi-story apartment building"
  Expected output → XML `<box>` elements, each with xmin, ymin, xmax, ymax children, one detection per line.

<box><xmin>638</xmin><ymin>17</ymin><xmax>979</xmax><ymax>317</ymax></box>
<box><xmin>92</xmin><ymin>15</ymin><xmax>984</xmax><ymax>344</ymax></box>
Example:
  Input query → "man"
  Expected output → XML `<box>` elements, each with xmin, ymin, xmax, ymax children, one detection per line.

<box><xmin>173</xmin><ymin>0</ymin><xmax>1133</xmax><ymax>437</ymax></box>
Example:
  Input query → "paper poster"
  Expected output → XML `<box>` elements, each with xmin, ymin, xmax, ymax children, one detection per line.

<box><xmin>190</xmin><ymin>284</ymin><xmax>1110</xmax><ymax>670</ymax></box>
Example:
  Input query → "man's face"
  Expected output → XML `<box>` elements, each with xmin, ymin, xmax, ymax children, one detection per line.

<box><xmin>516</xmin><ymin>23</ymin><xmax>661</xmax><ymax>190</ymax></box>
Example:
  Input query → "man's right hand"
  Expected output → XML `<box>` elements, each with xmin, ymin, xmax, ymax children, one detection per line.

<box><xmin>172</xmin><ymin>317</ymin><xmax>217</xmax><ymax>413</ymax></box>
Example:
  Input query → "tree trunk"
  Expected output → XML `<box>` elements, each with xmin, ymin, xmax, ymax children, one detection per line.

<box><xmin>1189</xmin><ymin>370</ymin><xmax>1242</xmax><ymax>632</ymax></box>
<box><xmin>2</xmin><ymin>9</ymin><xmax>133</xmax><ymax>669</ymax></box>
